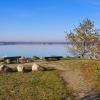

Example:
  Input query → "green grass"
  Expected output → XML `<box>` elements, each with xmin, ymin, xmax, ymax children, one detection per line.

<box><xmin>0</xmin><ymin>59</ymin><xmax>100</xmax><ymax>99</ymax></box>
<box><xmin>0</xmin><ymin>70</ymin><xmax>69</xmax><ymax>100</ymax></box>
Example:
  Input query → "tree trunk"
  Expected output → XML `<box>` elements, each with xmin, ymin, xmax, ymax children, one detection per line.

<box><xmin>80</xmin><ymin>54</ymin><xmax>84</xmax><ymax>58</ymax></box>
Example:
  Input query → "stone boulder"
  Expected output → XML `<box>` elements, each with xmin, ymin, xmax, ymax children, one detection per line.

<box><xmin>17</xmin><ymin>64</ymin><xmax>24</xmax><ymax>72</ymax></box>
<box><xmin>0</xmin><ymin>65</ymin><xmax>12</xmax><ymax>72</ymax></box>
<box><xmin>32</xmin><ymin>63</ymin><xmax>46</xmax><ymax>71</ymax></box>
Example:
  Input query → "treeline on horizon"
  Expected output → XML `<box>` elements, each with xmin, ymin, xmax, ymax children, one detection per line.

<box><xmin>0</xmin><ymin>42</ymin><xmax>69</xmax><ymax>45</ymax></box>
<box><xmin>0</xmin><ymin>41</ymin><xmax>99</xmax><ymax>45</ymax></box>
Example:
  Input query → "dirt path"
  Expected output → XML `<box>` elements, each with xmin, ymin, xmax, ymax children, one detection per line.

<box><xmin>38</xmin><ymin>62</ymin><xmax>94</xmax><ymax>99</ymax></box>
<box><xmin>61</xmin><ymin>69</ymin><xmax>93</xmax><ymax>99</ymax></box>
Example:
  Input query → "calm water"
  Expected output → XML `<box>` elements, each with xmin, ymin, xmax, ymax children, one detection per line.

<box><xmin>0</xmin><ymin>44</ymin><xmax>72</xmax><ymax>57</ymax></box>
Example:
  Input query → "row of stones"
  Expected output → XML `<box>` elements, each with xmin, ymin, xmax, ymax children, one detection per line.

<box><xmin>0</xmin><ymin>63</ymin><xmax>45</xmax><ymax>72</ymax></box>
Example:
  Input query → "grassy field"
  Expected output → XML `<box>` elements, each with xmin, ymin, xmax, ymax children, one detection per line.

<box><xmin>0</xmin><ymin>59</ymin><xmax>100</xmax><ymax>100</ymax></box>
<box><xmin>37</xmin><ymin>59</ymin><xmax>100</xmax><ymax>98</ymax></box>
<box><xmin>0</xmin><ymin>70</ymin><xmax>72</xmax><ymax>100</ymax></box>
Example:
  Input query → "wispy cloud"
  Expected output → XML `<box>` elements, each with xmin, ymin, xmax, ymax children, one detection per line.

<box><xmin>78</xmin><ymin>0</ymin><xmax>100</xmax><ymax>7</ymax></box>
<box><xmin>88</xmin><ymin>0</ymin><xmax>100</xmax><ymax>5</ymax></box>
<box><xmin>79</xmin><ymin>0</ymin><xmax>100</xmax><ymax>15</ymax></box>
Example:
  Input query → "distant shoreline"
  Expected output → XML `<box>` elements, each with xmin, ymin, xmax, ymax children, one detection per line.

<box><xmin>0</xmin><ymin>42</ymin><xmax>71</xmax><ymax>45</ymax></box>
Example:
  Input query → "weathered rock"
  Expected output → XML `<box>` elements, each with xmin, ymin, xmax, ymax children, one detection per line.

<box><xmin>17</xmin><ymin>64</ymin><xmax>24</xmax><ymax>72</ymax></box>
<box><xmin>0</xmin><ymin>65</ymin><xmax>12</xmax><ymax>72</ymax></box>
<box><xmin>6</xmin><ymin>59</ymin><xmax>11</xmax><ymax>64</ymax></box>
<box><xmin>32</xmin><ymin>63</ymin><xmax>45</xmax><ymax>71</ymax></box>
<box><xmin>0</xmin><ymin>65</ymin><xmax>4</xmax><ymax>71</ymax></box>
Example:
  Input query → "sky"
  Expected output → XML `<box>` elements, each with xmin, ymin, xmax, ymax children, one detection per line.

<box><xmin>0</xmin><ymin>0</ymin><xmax>100</xmax><ymax>42</ymax></box>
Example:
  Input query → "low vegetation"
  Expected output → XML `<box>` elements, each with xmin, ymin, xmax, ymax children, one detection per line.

<box><xmin>38</xmin><ymin>59</ymin><xmax>100</xmax><ymax>99</ymax></box>
<box><xmin>0</xmin><ymin>70</ymin><xmax>71</xmax><ymax>100</ymax></box>
<box><xmin>81</xmin><ymin>59</ymin><xmax>100</xmax><ymax>91</ymax></box>
<box><xmin>0</xmin><ymin>59</ymin><xmax>100</xmax><ymax>99</ymax></box>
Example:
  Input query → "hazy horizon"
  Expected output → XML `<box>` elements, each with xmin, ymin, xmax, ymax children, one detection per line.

<box><xmin>0</xmin><ymin>40</ymin><xmax>67</xmax><ymax>42</ymax></box>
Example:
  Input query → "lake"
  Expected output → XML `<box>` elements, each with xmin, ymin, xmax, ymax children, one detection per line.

<box><xmin>0</xmin><ymin>44</ymin><xmax>72</xmax><ymax>57</ymax></box>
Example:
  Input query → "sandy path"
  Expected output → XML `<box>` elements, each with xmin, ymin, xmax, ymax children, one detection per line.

<box><xmin>38</xmin><ymin>62</ymin><xmax>94</xmax><ymax>99</ymax></box>
<box><xmin>61</xmin><ymin>69</ymin><xmax>93</xmax><ymax>99</ymax></box>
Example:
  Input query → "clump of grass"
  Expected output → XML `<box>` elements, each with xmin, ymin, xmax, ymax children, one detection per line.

<box><xmin>81</xmin><ymin>60</ymin><xmax>100</xmax><ymax>91</ymax></box>
<box><xmin>0</xmin><ymin>70</ymin><xmax>71</xmax><ymax>100</ymax></box>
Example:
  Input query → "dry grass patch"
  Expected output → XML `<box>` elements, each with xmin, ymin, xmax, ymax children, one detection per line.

<box><xmin>80</xmin><ymin>60</ymin><xmax>100</xmax><ymax>91</ymax></box>
<box><xmin>0</xmin><ymin>70</ymin><xmax>72</xmax><ymax>100</ymax></box>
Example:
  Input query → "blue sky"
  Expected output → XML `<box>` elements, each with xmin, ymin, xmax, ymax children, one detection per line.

<box><xmin>0</xmin><ymin>0</ymin><xmax>100</xmax><ymax>42</ymax></box>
